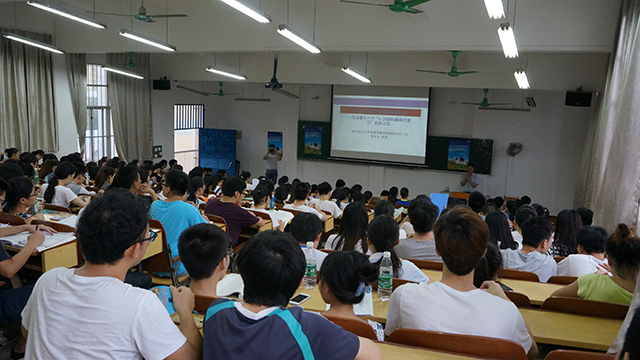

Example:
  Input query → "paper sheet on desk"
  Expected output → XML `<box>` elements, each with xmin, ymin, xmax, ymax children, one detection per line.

<box><xmin>0</xmin><ymin>232</ymin><xmax>75</xmax><ymax>252</ymax></box>
<box><xmin>53</xmin><ymin>215</ymin><xmax>78</xmax><ymax>228</ymax></box>
<box><xmin>325</xmin><ymin>288</ymin><xmax>374</xmax><ymax>316</ymax></box>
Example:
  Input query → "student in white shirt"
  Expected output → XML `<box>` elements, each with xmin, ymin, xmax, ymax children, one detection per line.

<box><xmin>367</xmin><ymin>216</ymin><xmax>429</xmax><ymax>283</ymax></box>
<box><xmin>373</xmin><ymin>200</ymin><xmax>407</xmax><ymax>239</ymax></box>
<box><xmin>485</xmin><ymin>211</ymin><xmax>519</xmax><ymax>250</ymax></box>
<box><xmin>307</xmin><ymin>182</ymin><xmax>343</xmax><ymax>218</ymax></box>
<box><xmin>249</xmin><ymin>185</ymin><xmax>289</xmax><ymax>231</ymax></box>
<box><xmin>501</xmin><ymin>217</ymin><xmax>557</xmax><ymax>282</ymax></box>
<box><xmin>283</xmin><ymin>182</ymin><xmax>329</xmax><ymax>222</ymax></box>
<box><xmin>385</xmin><ymin>207</ymin><xmax>538</xmax><ymax>359</ymax></box>
<box><xmin>22</xmin><ymin>189</ymin><xmax>201</xmax><ymax>360</ymax></box>
<box><xmin>334</xmin><ymin>188</ymin><xmax>350</xmax><ymax>210</ymax></box>
<box><xmin>40</xmin><ymin>161</ymin><xmax>88</xmax><ymax>209</ymax></box>
<box><xmin>557</xmin><ymin>226</ymin><xmax>609</xmax><ymax>277</ymax></box>
<box><xmin>290</xmin><ymin>212</ymin><xmax>327</xmax><ymax>270</ymax></box>
<box><xmin>67</xmin><ymin>163</ymin><xmax>95</xmax><ymax>196</ymax></box>
<box><xmin>325</xmin><ymin>202</ymin><xmax>370</xmax><ymax>253</ymax></box>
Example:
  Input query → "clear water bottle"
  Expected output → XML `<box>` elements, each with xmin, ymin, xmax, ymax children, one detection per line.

<box><xmin>378</xmin><ymin>251</ymin><xmax>393</xmax><ymax>301</ymax></box>
<box><xmin>270</xmin><ymin>195</ymin><xmax>275</xmax><ymax>210</ymax></box>
<box><xmin>304</xmin><ymin>241</ymin><xmax>317</xmax><ymax>289</ymax></box>
<box><xmin>33</xmin><ymin>172</ymin><xmax>39</xmax><ymax>186</ymax></box>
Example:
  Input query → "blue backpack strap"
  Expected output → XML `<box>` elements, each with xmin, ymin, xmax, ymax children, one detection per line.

<box><xmin>205</xmin><ymin>300</ymin><xmax>237</xmax><ymax>322</ymax></box>
<box><xmin>267</xmin><ymin>309</ymin><xmax>315</xmax><ymax>360</ymax></box>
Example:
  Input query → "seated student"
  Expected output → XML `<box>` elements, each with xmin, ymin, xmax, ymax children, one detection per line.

<box><xmin>307</xmin><ymin>182</ymin><xmax>343</xmax><ymax>218</ymax></box>
<box><xmin>325</xmin><ymin>202</ymin><xmax>370</xmax><ymax>253</ymax></box>
<box><xmin>151</xmin><ymin>169</ymin><xmax>208</xmax><ymax>275</ymax></box>
<box><xmin>39</xmin><ymin>161</ymin><xmax>89</xmax><ymax>209</ymax></box>
<box><xmin>557</xmin><ymin>226</ymin><xmax>609</xmax><ymax>277</ymax></box>
<box><xmin>94</xmin><ymin>166</ymin><xmax>115</xmax><ymax>190</ymax></box>
<box><xmin>379</xmin><ymin>190</ymin><xmax>390</xmax><ymax>201</ymax></box>
<box><xmin>249</xmin><ymin>185</ymin><xmax>288</xmax><ymax>231</ymax></box>
<box><xmin>363</xmin><ymin>190</ymin><xmax>373</xmax><ymax>205</ymax></box>
<box><xmin>395</xmin><ymin>197</ymin><xmax>441</xmax><ymax>261</ymax></box>
<box><xmin>385</xmin><ymin>207</ymin><xmax>538</xmax><ymax>359</ymax></box>
<box><xmin>205</xmin><ymin>176</ymin><xmax>265</xmax><ymax>247</ymax></box>
<box><xmin>473</xmin><ymin>242</ymin><xmax>512</xmax><ymax>292</ymax></box>
<box><xmin>290</xmin><ymin>213</ymin><xmax>327</xmax><ymax>270</ymax></box>
<box><xmin>373</xmin><ymin>200</ymin><xmax>407</xmax><ymax>239</ymax></box>
<box><xmin>283</xmin><ymin>182</ymin><xmax>329</xmax><ymax>222</ymax></box>
<box><xmin>396</xmin><ymin>187</ymin><xmax>410</xmax><ymax>206</ymax></box>
<box><xmin>550</xmin><ymin>224</ymin><xmax>640</xmax><ymax>305</ymax></box>
<box><xmin>549</xmin><ymin>209</ymin><xmax>583</xmax><ymax>257</ymax></box>
<box><xmin>66</xmin><ymin>163</ymin><xmax>94</xmax><ymax>196</ymax></box>
<box><xmin>388</xmin><ymin>186</ymin><xmax>399</xmax><ymax>205</ymax></box>
<box><xmin>501</xmin><ymin>217</ymin><xmax>557</xmax><ymax>282</ymax></box>
<box><xmin>309</xmin><ymin>184</ymin><xmax>318</xmax><ymax>200</ymax></box>
<box><xmin>367</xmin><ymin>216</ymin><xmax>429</xmax><ymax>283</ymax></box>
<box><xmin>202</xmin><ymin>230</ymin><xmax>382</xmax><ymax>360</ymax></box>
<box><xmin>138</xmin><ymin>169</ymin><xmax>159</xmax><ymax>203</ymax></box>
<box><xmin>485</xmin><ymin>211</ymin><xmax>519</xmax><ymax>250</ymax></box>
<box><xmin>467</xmin><ymin>191</ymin><xmax>486</xmax><ymax>218</ymax></box>
<box><xmin>577</xmin><ymin>207</ymin><xmax>594</xmax><ymax>226</ymax></box>
<box><xmin>186</xmin><ymin>177</ymin><xmax>206</xmax><ymax>209</ymax></box>
<box><xmin>154</xmin><ymin>223</ymin><xmax>231</xmax><ymax>313</ymax></box>
<box><xmin>38</xmin><ymin>159</ymin><xmax>58</xmax><ymax>182</ymax></box>
<box><xmin>511</xmin><ymin>205</ymin><xmax>537</xmax><ymax>249</ymax></box>
<box><xmin>319</xmin><ymin>251</ymin><xmax>384</xmax><ymax>341</ymax></box>
<box><xmin>4</xmin><ymin>176</ymin><xmax>45</xmax><ymax>223</ymax></box>
<box><xmin>22</xmin><ymin>189</ymin><xmax>201</xmax><ymax>359</ymax></box>
<box><xmin>334</xmin><ymin>188</ymin><xmax>350</xmax><ymax>210</ymax></box>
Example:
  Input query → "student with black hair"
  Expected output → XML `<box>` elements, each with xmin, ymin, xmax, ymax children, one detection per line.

<box><xmin>108</xmin><ymin>166</ymin><xmax>142</xmax><ymax>194</ymax></box>
<box><xmin>32</xmin><ymin>149</ymin><xmax>44</xmax><ymax>166</ymax></box>
<box><xmin>485</xmin><ymin>211</ymin><xmax>519</xmax><ymax>250</ymax></box>
<box><xmin>151</xmin><ymin>170</ymin><xmax>208</xmax><ymax>275</ymax></box>
<box><xmin>5</xmin><ymin>148</ymin><xmax>20</xmax><ymax>161</ymax></box>
<box><xmin>334</xmin><ymin>187</ymin><xmax>350</xmax><ymax>210</ymax></box>
<box><xmin>4</xmin><ymin>176</ymin><xmax>46</xmax><ymax>223</ymax></box>
<box><xmin>249</xmin><ymin>185</ymin><xmax>289</xmax><ymax>231</ymax></box>
<box><xmin>187</xmin><ymin>166</ymin><xmax>204</xmax><ymax>179</ymax></box>
<box><xmin>386</xmin><ymin>207</ymin><xmax>538</xmax><ymax>359</ymax></box>
<box><xmin>205</xmin><ymin>176</ymin><xmax>265</xmax><ymax>246</ymax></box>
<box><xmin>396</xmin><ymin>187</ymin><xmax>410</xmax><ymax>206</ymax></box>
<box><xmin>277</xmin><ymin>175</ymin><xmax>289</xmax><ymax>188</ymax></box>
<box><xmin>94</xmin><ymin>166</ymin><xmax>115</xmax><ymax>190</ymax></box>
<box><xmin>551</xmin><ymin>224</ymin><xmax>640</xmax><ymax>305</ymax></box>
<box><xmin>501</xmin><ymin>217</ymin><xmax>557</xmax><ymax>282</ymax></box>
<box><xmin>388</xmin><ymin>186</ymin><xmax>399</xmax><ymax>205</ymax></box>
<box><xmin>549</xmin><ymin>209</ymin><xmax>583</xmax><ymax>257</ymax></box>
<box><xmin>290</xmin><ymin>213</ymin><xmax>327</xmax><ymax>269</ymax></box>
<box><xmin>39</xmin><ymin>159</ymin><xmax>59</xmax><ymax>182</ymax></box>
<box><xmin>169</xmin><ymin>159</ymin><xmax>178</xmax><ymax>168</ymax></box>
<box><xmin>467</xmin><ymin>191</ymin><xmax>486</xmax><ymax>215</ymax></box>
<box><xmin>373</xmin><ymin>199</ymin><xmax>408</xmax><ymax>239</ymax></box>
<box><xmin>335</xmin><ymin>178</ymin><xmax>346</xmax><ymax>190</ymax></box>
<box><xmin>319</xmin><ymin>251</ymin><xmax>384</xmax><ymax>341</ymax></box>
<box><xmin>557</xmin><ymin>226</ymin><xmax>609</xmax><ymax>277</ymax></box>
<box><xmin>203</xmin><ymin>230</ymin><xmax>382</xmax><ymax>360</ymax></box>
<box><xmin>40</xmin><ymin>162</ymin><xmax>89</xmax><ymax>209</ymax></box>
<box><xmin>22</xmin><ymin>189</ymin><xmax>201</xmax><ymax>360</ymax></box>
<box><xmin>363</xmin><ymin>190</ymin><xmax>373</xmax><ymax>205</ymax></box>
<box><xmin>395</xmin><ymin>198</ymin><xmax>441</xmax><ymax>261</ymax></box>
<box><xmin>325</xmin><ymin>202</ymin><xmax>370</xmax><ymax>253</ymax></box>
<box><xmin>67</xmin><ymin>163</ymin><xmax>95</xmax><ymax>196</ymax></box>
<box><xmin>307</xmin><ymin>182</ymin><xmax>343</xmax><ymax>218</ymax></box>
<box><xmin>274</xmin><ymin>185</ymin><xmax>290</xmax><ymax>204</ymax></box>
<box><xmin>367</xmin><ymin>216</ymin><xmax>429</xmax><ymax>283</ymax></box>
<box><xmin>511</xmin><ymin>204</ymin><xmax>537</xmax><ymax>249</ymax></box>
<box><xmin>186</xmin><ymin>177</ymin><xmax>206</xmax><ymax>208</ymax></box>
<box><xmin>0</xmin><ymin>162</ymin><xmax>24</xmax><ymax>181</ymax></box>
<box><xmin>154</xmin><ymin>223</ymin><xmax>231</xmax><ymax>314</ymax></box>
<box><xmin>137</xmin><ymin>168</ymin><xmax>159</xmax><ymax>203</ymax></box>
<box><xmin>577</xmin><ymin>207</ymin><xmax>594</xmax><ymax>226</ymax></box>
<box><xmin>19</xmin><ymin>153</ymin><xmax>37</xmax><ymax>170</ymax></box>
<box><xmin>473</xmin><ymin>242</ymin><xmax>505</xmax><ymax>289</ymax></box>
<box><xmin>284</xmin><ymin>182</ymin><xmax>329</xmax><ymax>222</ymax></box>
<box><xmin>379</xmin><ymin>190</ymin><xmax>390</xmax><ymax>200</ymax></box>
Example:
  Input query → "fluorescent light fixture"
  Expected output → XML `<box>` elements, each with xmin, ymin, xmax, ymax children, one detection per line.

<box><xmin>219</xmin><ymin>0</ymin><xmax>271</xmax><ymax>23</ymax></box>
<box><xmin>514</xmin><ymin>69</ymin><xmax>530</xmax><ymax>89</ymax></box>
<box><xmin>342</xmin><ymin>67</ymin><xmax>371</xmax><ymax>83</ymax></box>
<box><xmin>27</xmin><ymin>1</ymin><xmax>106</xmax><ymax>29</ymax></box>
<box><xmin>3</xmin><ymin>33</ymin><xmax>64</xmax><ymax>54</ymax></box>
<box><xmin>103</xmin><ymin>65</ymin><xmax>144</xmax><ymax>79</ymax></box>
<box><xmin>483</xmin><ymin>0</ymin><xmax>505</xmax><ymax>19</ymax></box>
<box><xmin>276</xmin><ymin>24</ymin><xmax>321</xmax><ymax>54</ymax></box>
<box><xmin>497</xmin><ymin>23</ymin><xmax>518</xmax><ymax>58</ymax></box>
<box><xmin>119</xmin><ymin>29</ymin><xmax>176</xmax><ymax>52</ymax></box>
<box><xmin>205</xmin><ymin>67</ymin><xmax>247</xmax><ymax>80</ymax></box>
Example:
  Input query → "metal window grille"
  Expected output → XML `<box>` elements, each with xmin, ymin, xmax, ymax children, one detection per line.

<box><xmin>82</xmin><ymin>64</ymin><xmax>117</xmax><ymax>162</ymax></box>
<box><xmin>174</xmin><ymin>104</ymin><xmax>204</xmax><ymax>130</ymax></box>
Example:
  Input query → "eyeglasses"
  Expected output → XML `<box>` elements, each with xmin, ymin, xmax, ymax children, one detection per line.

<box><xmin>127</xmin><ymin>230</ymin><xmax>158</xmax><ymax>249</ymax></box>
<box><xmin>0</xmin><ymin>198</ymin><xmax>5</xmax><ymax>209</ymax></box>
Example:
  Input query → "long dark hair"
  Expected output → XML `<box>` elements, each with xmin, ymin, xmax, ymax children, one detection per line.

<box><xmin>318</xmin><ymin>251</ymin><xmax>378</xmax><ymax>305</ymax></box>
<box><xmin>187</xmin><ymin>177</ymin><xmax>205</xmax><ymax>203</ymax></box>
<box><xmin>94</xmin><ymin>166</ymin><xmax>115</xmax><ymax>190</ymax></box>
<box><xmin>252</xmin><ymin>185</ymin><xmax>271</xmax><ymax>207</ymax></box>
<box><xmin>334</xmin><ymin>188</ymin><xmax>349</xmax><ymax>208</ymax></box>
<box><xmin>333</xmin><ymin>202</ymin><xmax>369</xmax><ymax>253</ymax></box>
<box><xmin>485</xmin><ymin>211</ymin><xmax>518</xmax><ymax>250</ymax></box>
<box><xmin>5</xmin><ymin>177</ymin><xmax>34</xmax><ymax>213</ymax></box>
<box><xmin>43</xmin><ymin>162</ymin><xmax>76</xmax><ymax>204</ymax></box>
<box><xmin>367</xmin><ymin>215</ymin><xmax>402</xmax><ymax>278</ymax></box>
<box><xmin>38</xmin><ymin>159</ymin><xmax>59</xmax><ymax>179</ymax></box>
<box><xmin>554</xmin><ymin>209</ymin><xmax>583</xmax><ymax>256</ymax></box>
<box><xmin>473</xmin><ymin>242</ymin><xmax>503</xmax><ymax>288</ymax></box>
<box><xmin>109</xmin><ymin>166</ymin><xmax>139</xmax><ymax>191</ymax></box>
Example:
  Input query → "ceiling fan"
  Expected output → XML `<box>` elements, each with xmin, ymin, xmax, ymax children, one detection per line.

<box><xmin>340</xmin><ymin>0</ymin><xmax>431</xmax><ymax>14</ymax></box>
<box><xmin>91</xmin><ymin>0</ymin><xmax>188</xmax><ymax>22</ymax></box>
<box><xmin>416</xmin><ymin>51</ymin><xmax>478</xmax><ymax>77</ymax></box>
<box><xmin>212</xmin><ymin>82</ymin><xmax>238</xmax><ymax>97</ymax></box>
<box><xmin>176</xmin><ymin>82</ymin><xmax>238</xmax><ymax>97</ymax></box>
<box><xmin>461</xmin><ymin>89</ymin><xmax>511</xmax><ymax>108</ymax></box>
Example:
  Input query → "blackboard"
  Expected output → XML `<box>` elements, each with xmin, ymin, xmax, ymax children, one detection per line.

<box><xmin>426</xmin><ymin>136</ymin><xmax>493</xmax><ymax>175</ymax></box>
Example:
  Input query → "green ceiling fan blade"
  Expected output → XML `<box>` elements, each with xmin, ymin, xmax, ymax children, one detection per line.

<box><xmin>403</xmin><ymin>7</ymin><xmax>423</xmax><ymax>14</ymax></box>
<box><xmin>340</xmin><ymin>0</ymin><xmax>388</xmax><ymax>7</ymax></box>
<box><xmin>416</xmin><ymin>69</ymin><xmax>448</xmax><ymax>74</ymax></box>
<box><xmin>402</xmin><ymin>0</ymin><xmax>432</xmax><ymax>7</ymax></box>
<box><xmin>455</xmin><ymin>71</ymin><xmax>479</xmax><ymax>75</ymax></box>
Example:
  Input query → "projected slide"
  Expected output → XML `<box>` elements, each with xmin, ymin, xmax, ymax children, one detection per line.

<box><xmin>331</xmin><ymin>95</ymin><xmax>429</xmax><ymax>164</ymax></box>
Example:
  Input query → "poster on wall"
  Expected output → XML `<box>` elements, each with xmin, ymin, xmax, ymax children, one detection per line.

<box><xmin>447</xmin><ymin>138</ymin><xmax>471</xmax><ymax>170</ymax></box>
<box><xmin>267</xmin><ymin>131</ymin><xmax>283</xmax><ymax>157</ymax></box>
<box><xmin>303</xmin><ymin>126</ymin><xmax>323</xmax><ymax>155</ymax></box>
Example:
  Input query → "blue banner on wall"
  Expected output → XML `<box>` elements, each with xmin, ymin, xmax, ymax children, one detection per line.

<box><xmin>303</xmin><ymin>126</ymin><xmax>322</xmax><ymax>155</ymax></box>
<box><xmin>267</xmin><ymin>131</ymin><xmax>283</xmax><ymax>158</ymax></box>
<box><xmin>447</xmin><ymin>138</ymin><xmax>471</xmax><ymax>170</ymax></box>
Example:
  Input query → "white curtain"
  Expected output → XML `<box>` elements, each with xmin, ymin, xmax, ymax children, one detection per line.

<box><xmin>0</xmin><ymin>28</ymin><xmax>58</xmax><ymax>152</ymax></box>
<box><xmin>574</xmin><ymin>0</ymin><xmax>640</xmax><ymax>231</ymax></box>
<box><xmin>66</xmin><ymin>54</ymin><xmax>87</xmax><ymax>154</ymax></box>
<box><xmin>106</xmin><ymin>53</ymin><xmax>153</xmax><ymax>162</ymax></box>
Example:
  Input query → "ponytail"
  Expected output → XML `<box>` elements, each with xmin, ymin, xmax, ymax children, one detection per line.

<box><xmin>253</xmin><ymin>185</ymin><xmax>271</xmax><ymax>207</ymax></box>
<box><xmin>95</xmin><ymin>166</ymin><xmax>115</xmax><ymax>190</ymax></box>
<box><xmin>318</xmin><ymin>251</ymin><xmax>379</xmax><ymax>305</ymax></box>
<box><xmin>367</xmin><ymin>215</ymin><xmax>403</xmax><ymax>277</ymax></box>
<box><xmin>44</xmin><ymin>161</ymin><xmax>76</xmax><ymax>204</ymax></box>
<box><xmin>606</xmin><ymin>224</ymin><xmax>640</xmax><ymax>280</ymax></box>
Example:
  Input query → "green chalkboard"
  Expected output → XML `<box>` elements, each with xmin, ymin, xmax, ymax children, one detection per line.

<box><xmin>426</xmin><ymin>136</ymin><xmax>493</xmax><ymax>175</ymax></box>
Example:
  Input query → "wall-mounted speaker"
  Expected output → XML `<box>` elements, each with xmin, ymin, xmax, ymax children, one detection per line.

<box><xmin>153</xmin><ymin>79</ymin><xmax>171</xmax><ymax>90</ymax></box>
<box><xmin>565</xmin><ymin>91</ymin><xmax>592</xmax><ymax>107</ymax></box>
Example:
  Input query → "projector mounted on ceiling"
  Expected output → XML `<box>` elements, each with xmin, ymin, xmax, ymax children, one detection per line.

<box><xmin>265</xmin><ymin>54</ymin><xmax>283</xmax><ymax>89</ymax></box>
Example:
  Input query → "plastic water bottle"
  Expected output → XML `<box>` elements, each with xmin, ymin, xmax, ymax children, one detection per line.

<box><xmin>270</xmin><ymin>196</ymin><xmax>275</xmax><ymax>210</ymax></box>
<box><xmin>33</xmin><ymin>172</ymin><xmax>39</xmax><ymax>186</ymax></box>
<box><xmin>378</xmin><ymin>251</ymin><xmax>393</xmax><ymax>301</ymax></box>
<box><xmin>304</xmin><ymin>241</ymin><xmax>317</xmax><ymax>289</ymax></box>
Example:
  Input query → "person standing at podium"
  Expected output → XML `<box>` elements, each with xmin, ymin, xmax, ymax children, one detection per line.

<box><xmin>460</xmin><ymin>163</ymin><xmax>479</xmax><ymax>193</ymax></box>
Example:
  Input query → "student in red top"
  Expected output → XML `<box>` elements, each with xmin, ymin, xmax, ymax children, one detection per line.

<box><xmin>205</xmin><ymin>177</ymin><xmax>265</xmax><ymax>246</ymax></box>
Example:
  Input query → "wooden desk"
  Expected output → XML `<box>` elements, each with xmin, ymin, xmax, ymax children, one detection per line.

<box><xmin>254</xmin><ymin>220</ymin><xmax>272</xmax><ymax>232</ymax></box>
<box><xmin>520</xmin><ymin>308</ymin><xmax>622</xmax><ymax>351</ymax></box>
<box><xmin>377</xmin><ymin>342</ymin><xmax>482</xmax><ymax>360</ymax></box>
<box><xmin>4</xmin><ymin>241</ymin><xmax>78</xmax><ymax>272</ymax></box>
<box><xmin>421</xmin><ymin>270</ymin><xmax>563</xmax><ymax>306</ymax></box>
<box><xmin>323</xmin><ymin>215</ymin><xmax>334</xmax><ymax>233</ymax></box>
<box><xmin>294</xmin><ymin>285</ymin><xmax>389</xmax><ymax>323</ymax></box>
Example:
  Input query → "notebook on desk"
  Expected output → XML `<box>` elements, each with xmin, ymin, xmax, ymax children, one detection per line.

<box><xmin>0</xmin><ymin>231</ymin><xmax>76</xmax><ymax>252</ymax></box>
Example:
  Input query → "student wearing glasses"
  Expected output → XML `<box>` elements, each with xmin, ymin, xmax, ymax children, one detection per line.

<box><xmin>22</xmin><ymin>189</ymin><xmax>201</xmax><ymax>360</ymax></box>
<box><xmin>4</xmin><ymin>176</ymin><xmax>46</xmax><ymax>223</ymax></box>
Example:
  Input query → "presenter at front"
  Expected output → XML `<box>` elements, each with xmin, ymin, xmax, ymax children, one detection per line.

<box><xmin>460</xmin><ymin>163</ymin><xmax>479</xmax><ymax>193</ymax></box>
<box><xmin>263</xmin><ymin>144</ymin><xmax>282</xmax><ymax>183</ymax></box>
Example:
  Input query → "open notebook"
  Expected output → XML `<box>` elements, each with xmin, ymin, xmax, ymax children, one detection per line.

<box><xmin>0</xmin><ymin>231</ymin><xmax>76</xmax><ymax>252</ymax></box>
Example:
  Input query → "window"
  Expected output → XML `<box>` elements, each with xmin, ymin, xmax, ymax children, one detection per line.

<box><xmin>174</xmin><ymin>104</ymin><xmax>204</xmax><ymax>130</ymax></box>
<box><xmin>83</xmin><ymin>64</ymin><xmax>117</xmax><ymax>162</ymax></box>
<box><xmin>174</xmin><ymin>104</ymin><xmax>204</xmax><ymax>173</ymax></box>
